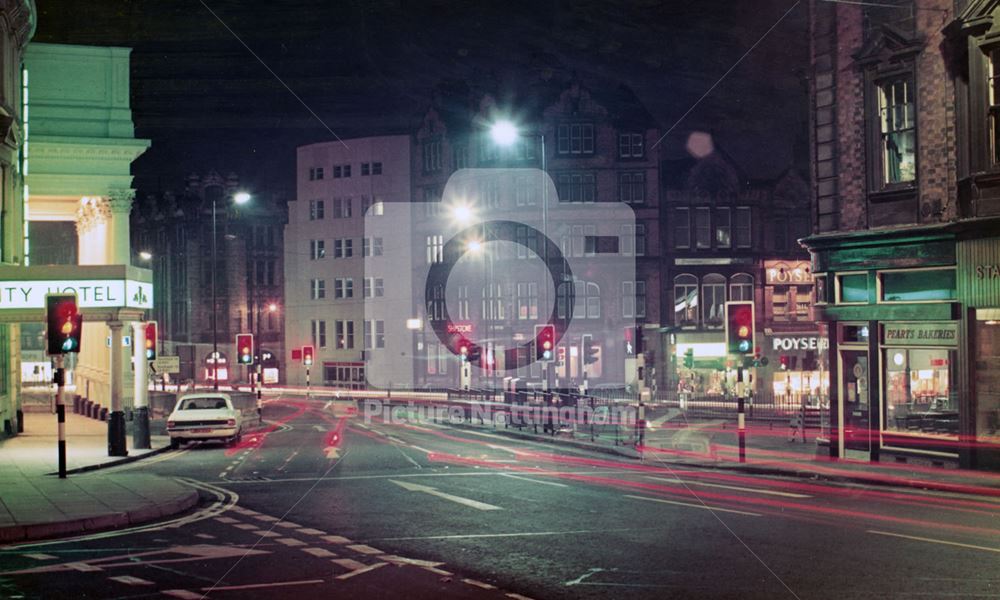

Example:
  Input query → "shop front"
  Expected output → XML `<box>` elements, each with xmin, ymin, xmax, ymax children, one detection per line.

<box><xmin>761</xmin><ymin>332</ymin><xmax>829</xmax><ymax>407</ymax></box>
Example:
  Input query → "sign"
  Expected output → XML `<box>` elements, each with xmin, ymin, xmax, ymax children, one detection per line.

<box><xmin>958</xmin><ymin>238</ymin><xmax>1000</xmax><ymax>308</ymax></box>
<box><xmin>882</xmin><ymin>322</ymin><xmax>958</xmax><ymax>346</ymax></box>
<box><xmin>764</xmin><ymin>261</ymin><xmax>813</xmax><ymax>285</ymax></box>
<box><xmin>152</xmin><ymin>356</ymin><xmax>180</xmax><ymax>373</ymax></box>
<box><xmin>0</xmin><ymin>279</ymin><xmax>153</xmax><ymax>310</ymax></box>
<box><xmin>447</xmin><ymin>322</ymin><xmax>474</xmax><ymax>334</ymax></box>
<box><xmin>771</xmin><ymin>336</ymin><xmax>829</xmax><ymax>352</ymax></box>
<box><xmin>675</xmin><ymin>257</ymin><xmax>753</xmax><ymax>266</ymax></box>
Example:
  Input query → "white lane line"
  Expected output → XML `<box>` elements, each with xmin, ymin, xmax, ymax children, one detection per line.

<box><xmin>373</xmin><ymin>528</ymin><xmax>648</xmax><ymax>541</ymax></box>
<box><xmin>215</xmin><ymin>468</ymin><xmax>626</xmax><ymax>484</ymax></box>
<box><xmin>214</xmin><ymin>517</ymin><xmax>240</xmax><ymax>524</ymax></box>
<box><xmin>392</xmin><ymin>443</ymin><xmax>424</xmax><ymax>469</ymax></box>
<box><xmin>276</xmin><ymin>537</ymin><xmax>307</xmax><ymax>547</ymax></box>
<box><xmin>66</xmin><ymin>562</ymin><xmax>103</xmax><ymax>572</ymax></box>
<box><xmin>253</xmin><ymin>514</ymin><xmax>280</xmax><ymax>522</ymax></box>
<box><xmin>297</xmin><ymin>528</ymin><xmax>325</xmax><ymax>535</ymax></box>
<box><xmin>332</xmin><ymin>558</ymin><xmax>367</xmax><ymax>571</ymax></box>
<box><xmin>643</xmin><ymin>476</ymin><xmax>812</xmax><ymax>499</ymax></box>
<box><xmin>507</xmin><ymin>594</ymin><xmax>536</xmax><ymax>600</ymax></box>
<box><xmin>422</xmin><ymin>565</ymin><xmax>453</xmax><ymax>576</ymax></box>
<box><xmin>623</xmin><ymin>495</ymin><xmax>761</xmax><ymax>517</ymax></box>
<box><xmin>868</xmin><ymin>530</ymin><xmax>1000</xmax><ymax>553</ymax></box>
<box><xmin>463</xmin><ymin>578</ymin><xmax>497</xmax><ymax>589</ymax></box>
<box><xmin>233</xmin><ymin>523</ymin><xmax>258</xmax><ymax>530</ymax></box>
<box><xmin>108</xmin><ymin>575</ymin><xmax>154</xmax><ymax>586</ymax></box>
<box><xmin>163</xmin><ymin>590</ymin><xmax>203</xmax><ymax>599</ymax></box>
<box><xmin>199</xmin><ymin>579</ymin><xmax>325</xmax><ymax>592</ymax></box>
<box><xmin>251</xmin><ymin>530</ymin><xmax>282</xmax><ymax>538</ymax></box>
<box><xmin>321</xmin><ymin>535</ymin><xmax>352</xmax><ymax>544</ymax></box>
<box><xmin>389</xmin><ymin>479</ymin><xmax>502</xmax><ymax>511</ymax></box>
<box><xmin>22</xmin><ymin>553</ymin><xmax>57</xmax><ymax>560</ymax></box>
<box><xmin>346</xmin><ymin>544</ymin><xmax>383</xmax><ymax>555</ymax></box>
<box><xmin>275</xmin><ymin>521</ymin><xmax>302</xmax><ymax>529</ymax></box>
<box><xmin>501</xmin><ymin>473</ymin><xmax>569</xmax><ymax>488</ymax></box>
<box><xmin>377</xmin><ymin>555</ymin><xmax>444</xmax><ymax>567</ymax></box>
<box><xmin>336</xmin><ymin>561</ymin><xmax>388</xmax><ymax>580</ymax></box>
<box><xmin>302</xmin><ymin>547</ymin><xmax>338</xmax><ymax>558</ymax></box>
<box><xmin>194</xmin><ymin>533</ymin><xmax>215</xmax><ymax>540</ymax></box>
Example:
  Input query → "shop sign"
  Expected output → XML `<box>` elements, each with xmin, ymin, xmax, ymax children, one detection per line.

<box><xmin>881</xmin><ymin>322</ymin><xmax>958</xmax><ymax>346</ymax></box>
<box><xmin>447</xmin><ymin>322</ymin><xmax>474</xmax><ymax>334</ymax></box>
<box><xmin>771</xmin><ymin>336</ymin><xmax>828</xmax><ymax>352</ymax></box>
<box><xmin>764</xmin><ymin>261</ymin><xmax>813</xmax><ymax>285</ymax></box>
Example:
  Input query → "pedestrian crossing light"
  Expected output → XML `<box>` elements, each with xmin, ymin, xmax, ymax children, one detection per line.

<box><xmin>144</xmin><ymin>321</ymin><xmax>157</xmax><ymax>360</ymax></box>
<box><xmin>302</xmin><ymin>345</ymin><xmax>314</xmax><ymax>366</ymax></box>
<box><xmin>46</xmin><ymin>294</ymin><xmax>82</xmax><ymax>355</ymax></box>
<box><xmin>725</xmin><ymin>301</ymin><xmax>755</xmax><ymax>356</ymax></box>
<box><xmin>237</xmin><ymin>333</ymin><xmax>254</xmax><ymax>365</ymax></box>
<box><xmin>535</xmin><ymin>324</ymin><xmax>555</xmax><ymax>361</ymax></box>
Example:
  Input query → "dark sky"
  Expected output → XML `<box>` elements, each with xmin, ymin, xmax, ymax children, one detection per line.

<box><xmin>34</xmin><ymin>0</ymin><xmax>808</xmax><ymax>197</ymax></box>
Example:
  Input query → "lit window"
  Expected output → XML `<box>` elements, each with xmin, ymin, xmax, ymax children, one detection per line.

<box><xmin>878</xmin><ymin>76</ymin><xmax>916</xmax><ymax>185</ymax></box>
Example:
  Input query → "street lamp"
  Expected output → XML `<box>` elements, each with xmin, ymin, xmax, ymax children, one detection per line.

<box><xmin>212</xmin><ymin>190</ymin><xmax>251</xmax><ymax>390</ymax></box>
<box><xmin>138</xmin><ymin>250</ymin><xmax>153</xmax><ymax>262</ymax></box>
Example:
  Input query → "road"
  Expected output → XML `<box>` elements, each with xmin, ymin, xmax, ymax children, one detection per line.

<box><xmin>1</xmin><ymin>395</ymin><xmax>998</xmax><ymax>599</ymax></box>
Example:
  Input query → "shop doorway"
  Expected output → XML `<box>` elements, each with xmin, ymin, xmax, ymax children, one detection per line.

<box><xmin>839</xmin><ymin>349</ymin><xmax>871</xmax><ymax>457</ymax></box>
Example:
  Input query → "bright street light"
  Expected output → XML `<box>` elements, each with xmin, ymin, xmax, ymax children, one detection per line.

<box><xmin>138</xmin><ymin>250</ymin><xmax>152</xmax><ymax>261</ymax></box>
<box><xmin>450</xmin><ymin>202</ymin><xmax>474</xmax><ymax>225</ymax></box>
<box><xmin>466</xmin><ymin>239</ymin><xmax>482</xmax><ymax>253</ymax></box>
<box><xmin>267</xmin><ymin>302</ymin><xmax>278</xmax><ymax>313</ymax></box>
<box><xmin>490</xmin><ymin>119</ymin><xmax>519</xmax><ymax>147</ymax></box>
<box><xmin>234</xmin><ymin>191</ymin><xmax>251</xmax><ymax>204</ymax></box>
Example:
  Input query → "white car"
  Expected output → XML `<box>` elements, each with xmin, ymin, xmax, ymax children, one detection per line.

<box><xmin>166</xmin><ymin>393</ymin><xmax>243</xmax><ymax>448</ymax></box>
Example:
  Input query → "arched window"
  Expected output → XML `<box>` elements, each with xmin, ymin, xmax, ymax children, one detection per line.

<box><xmin>730</xmin><ymin>273</ymin><xmax>754</xmax><ymax>302</ymax></box>
<box><xmin>673</xmin><ymin>274</ymin><xmax>698</xmax><ymax>326</ymax></box>
<box><xmin>702</xmin><ymin>274</ymin><xmax>726</xmax><ymax>328</ymax></box>
<box><xmin>557</xmin><ymin>280</ymin><xmax>601</xmax><ymax>319</ymax></box>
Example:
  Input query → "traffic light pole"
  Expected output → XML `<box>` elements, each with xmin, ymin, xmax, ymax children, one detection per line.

<box><xmin>54</xmin><ymin>355</ymin><xmax>66</xmax><ymax>479</ymax></box>
<box><xmin>132</xmin><ymin>322</ymin><xmax>151</xmax><ymax>450</ymax></box>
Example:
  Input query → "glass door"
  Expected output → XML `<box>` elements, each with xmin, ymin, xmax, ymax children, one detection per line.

<box><xmin>840</xmin><ymin>349</ymin><xmax>871</xmax><ymax>455</ymax></box>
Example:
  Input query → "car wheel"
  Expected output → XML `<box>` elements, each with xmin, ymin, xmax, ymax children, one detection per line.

<box><xmin>228</xmin><ymin>430</ymin><xmax>242</xmax><ymax>446</ymax></box>
<box><xmin>169</xmin><ymin>437</ymin><xmax>180</xmax><ymax>450</ymax></box>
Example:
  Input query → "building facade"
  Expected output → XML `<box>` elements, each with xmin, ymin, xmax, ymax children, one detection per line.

<box><xmin>132</xmin><ymin>172</ymin><xmax>286</xmax><ymax>386</ymax></box>
<box><xmin>804</xmin><ymin>0</ymin><xmax>1000</xmax><ymax>469</ymax></box>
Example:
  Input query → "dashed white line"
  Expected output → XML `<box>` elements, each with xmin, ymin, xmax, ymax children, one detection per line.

<box><xmin>108</xmin><ymin>575</ymin><xmax>154</xmax><ymax>586</ymax></box>
<box><xmin>22</xmin><ymin>553</ymin><xmax>56</xmax><ymax>561</ymax></box>
<box><xmin>332</xmin><ymin>558</ymin><xmax>368</xmax><ymax>571</ymax></box>
<box><xmin>66</xmin><ymin>562</ymin><xmax>102</xmax><ymax>572</ymax></box>
<box><xmin>643</xmin><ymin>476</ymin><xmax>812</xmax><ymax>499</ymax></box>
<box><xmin>276</xmin><ymin>521</ymin><xmax>302</xmax><ymax>529</ymax></box>
<box><xmin>214</xmin><ymin>517</ymin><xmax>240</xmax><ymax>524</ymax></box>
<box><xmin>322</xmin><ymin>535</ymin><xmax>352</xmax><ymax>544</ymax></box>
<box><xmin>297</xmin><ymin>527</ymin><xmax>325</xmax><ymax>535</ymax></box>
<box><xmin>233</xmin><ymin>523</ymin><xmax>258</xmax><ymax>530</ymax></box>
<box><xmin>501</xmin><ymin>473</ymin><xmax>569</xmax><ymax>488</ymax></box>
<box><xmin>276</xmin><ymin>537</ymin><xmax>307</xmax><ymax>547</ymax></box>
<box><xmin>868</xmin><ymin>530</ymin><xmax>1000</xmax><ymax>553</ymax></box>
<box><xmin>199</xmin><ymin>579</ymin><xmax>325</xmax><ymax>592</ymax></box>
<box><xmin>253</xmin><ymin>514</ymin><xmax>280</xmax><ymax>522</ymax></box>
<box><xmin>251</xmin><ymin>530</ymin><xmax>282</xmax><ymax>537</ymax></box>
<box><xmin>463</xmin><ymin>578</ymin><xmax>497</xmax><ymax>589</ymax></box>
<box><xmin>302</xmin><ymin>547</ymin><xmax>338</xmax><ymax>558</ymax></box>
<box><xmin>623</xmin><ymin>494</ymin><xmax>761</xmax><ymax>517</ymax></box>
<box><xmin>163</xmin><ymin>590</ymin><xmax>203</xmax><ymax>599</ymax></box>
<box><xmin>346</xmin><ymin>544</ymin><xmax>383</xmax><ymax>555</ymax></box>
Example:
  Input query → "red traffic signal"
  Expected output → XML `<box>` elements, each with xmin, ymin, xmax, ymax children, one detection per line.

<box><xmin>535</xmin><ymin>324</ymin><xmax>555</xmax><ymax>361</ymax></box>
<box><xmin>725</xmin><ymin>301</ymin><xmax>755</xmax><ymax>356</ymax></box>
<box><xmin>144</xmin><ymin>321</ymin><xmax>157</xmax><ymax>360</ymax></box>
<box><xmin>237</xmin><ymin>333</ymin><xmax>254</xmax><ymax>365</ymax></box>
<box><xmin>302</xmin><ymin>345</ymin><xmax>314</xmax><ymax>366</ymax></box>
<box><xmin>46</xmin><ymin>294</ymin><xmax>82</xmax><ymax>355</ymax></box>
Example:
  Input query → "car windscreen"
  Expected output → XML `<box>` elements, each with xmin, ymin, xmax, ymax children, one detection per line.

<box><xmin>179</xmin><ymin>398</ymin><xmax>228</xmax><ymax>410</ymax></box>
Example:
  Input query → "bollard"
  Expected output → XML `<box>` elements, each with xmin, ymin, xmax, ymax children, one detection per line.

<box><xmin>738</xmin><ymin>396</ymin><xmax>746</xmax><ymax>463</ymax></box>
<box><xmin>99</xmin><ymin>407</ymin><xmax>108</xmax><ymax>422</ymax></box>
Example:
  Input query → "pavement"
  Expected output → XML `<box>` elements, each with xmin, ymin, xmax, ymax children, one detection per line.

<box><xmin>0</xmin><ymin>411</ymin><xmax>196</xmax><ymax>543</ymax></box>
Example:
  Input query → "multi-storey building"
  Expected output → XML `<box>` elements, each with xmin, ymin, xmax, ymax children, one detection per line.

<box><xmin>662</xmin><ymin>149</ymin><xmax>819</xmax><ymax>400</ymax></box>
<box><xmin>285</xmin><ymin>135</ymin><xmax>411</xmax><ymax>388</ymax></box>
<box><xmin>803</xmin><ymin>0</ymin><xmax>1000</xmax><ymax>469</ymax></box>
<box><xmin>132</xmin><ymin>172</ymin><xmax>286</xmax><ymax>385</ymax></box>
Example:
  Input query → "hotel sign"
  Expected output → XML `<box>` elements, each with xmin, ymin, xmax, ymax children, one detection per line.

<box><xmin>0</xmin><ymin>279</ymin><xmax>153</xmax><ymax>310</ymax></box>
<box><xmin>882</xmin><ymin>322</ymin><xmax>958</xmax><ymax>346</ymax></box>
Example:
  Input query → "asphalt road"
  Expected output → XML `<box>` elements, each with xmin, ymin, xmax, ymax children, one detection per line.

<box><xmin>1</xmin><ymin>395</ymin><xmax>998</xmax><ymax>599</ymax></box>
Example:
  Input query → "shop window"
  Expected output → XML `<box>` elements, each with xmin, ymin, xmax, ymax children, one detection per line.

<box><xmin>883</xmin><ymin>348</ymin><xmax>958</xmax><ymax>439</ymax></box>
<box><xmin>974</xmin><ymin>312</ymin><xmax>1000</xmax><ymax>442</ymax></box>
<box><xmin>837</xmin><ymin>273</ymin><xmax>869</xmax><ymax>304</ymax></box>
<box><xmin>814</xmin><ymin>274</ymin><xmax>828</xmax><ymax>305</ymax></box>
<box><xmin>880</xmin><ymin>269</ymin><xmax>956</xmax><ymax>302</ymax></box>
<box><xmin>702</xmin><ymin>274</ymin><xmax>726</xmax><ymax>329</ymax></box>
<box><xmin>674</xmin><ymin>274</ymin><xmax>698</xmax><ymax>327</ymax></box>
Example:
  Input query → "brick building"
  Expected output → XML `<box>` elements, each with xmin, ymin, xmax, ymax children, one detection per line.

<box><xmin>803</xmin><ymin>0</ymin><xmax>1000</xmax><ymax>469</ymax></box>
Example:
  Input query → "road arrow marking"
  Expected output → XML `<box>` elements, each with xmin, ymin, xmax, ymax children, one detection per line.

<box><xmin>389</xmin><ymin>479</ymin><xmax>502</xmax><ymax>511</ymax></box>
<box><xmin>314</xmin><ymin>425</ymin><xmax>326</xmax><ymax>432</ymax></box>
<box><xmin>324</xmin><ymin>446</ymin><xmax>341</xmax><ymax>459</ymax></box>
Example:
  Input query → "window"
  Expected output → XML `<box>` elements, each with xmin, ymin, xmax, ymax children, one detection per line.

<box><xmin>426</xmin><ymin>235</ymin><xmax>443</xmax><ymax>264</ymax></box>
<box><xmin>361</xmin><ymin>162</ymin><xmax>369</xmax><ymax>176</ymax></box>
<box><xmin>311</xmin><ymin>320</ymin><xmax>326</xmax><ymax>348</ymax></box>
<box><xmin>364</xmin><ymin>320</ymin><xmax>385</xmax><ymax>349</ymax></box>
<box><xmin>334</xmin><ymin>238</ymin><xmax>353</xmax><ymax>259</ymax></box>
<box><xmin>335</xmin><ymin>278</ymin><xmax>354</xmax><ymax>299</ymax></box>
<box><xmin>730</xmin><ymin>273</ymin><xmax>754</xmax><ymax>302</ymax></box>
<box><xmin>456</xmin><ymin>285</ymin><xmax>470</xmax><ymax>320</ymax></box>
<box><xmin>482</xmin><ymin>177</ymin><xmax>500</xmax><ymax>209</ymax></box>
<box><xmin>735</xmin><ymin>207</ymin><xmax>752</xmax><ymax>248</ymax></box>
<box><xmin>556</xmin><ymin>172</ymin><xmax>596</xmax><ymax>203</ymax></box>
<box><xmin>715</xmin><ymin>208</ymin><xmax>731</xmax><ymax>249</ymax></box>
<box><xmin>622</xmin><ymin>281</ymin><xmax>646</xmax><ymax>319</ymax></box>
<box><xmin>310</xmin><ymin>240</ymin><xmax>325</xmax><ymax>260</ymax></box>
<box><xmin>877</xmin><ymin>76</ymin><xmax>916</xmax><ymax>185</ymax></box>
<box><xmin>557</xmin><ymin>123</ymin><xmax>595</xmax><ymax>155</ymax></box>
<box><xmin>618</xmin><ymin>172</ymin><xmax>646</xmax><ymax>204</ymax></box>
<box><xmin>423</xmin><ymin>138</ymin><xmax>442</xmax><ymax>172</ymax></box>
<box><xmin>674</xmin><ymin>208</ymin><xmax>690</xmax><ymax>249</ymax></box>
<box><xmin>880</xmin><ymin>269</ymin><xmax>956</xmax><ymax>302</ymax></box>
<box><xmin>557</xmin><ymin>280</ymin><xmax>601</xmax><ymax>320</ymax></box>
<box><xmin>674</xmin><ymin>274</ymin><xmax>699</xmax><ymax>326</ymax></box>
<box><xmin>336</xmin><ymin>320</ymin><xmax>354</xmax><ymax>349</ymax></box>
<box><xmin>562</xmin><ymin>224</ymin><xmax>596</xmax><ymax>257</ymax></box>
<box><xmin>362</xmin><ymin>237</ymin><xmax>383</xmax><ymax>257</ymax></box>
<box><xmin>618</xmin><ymin>133</ymin><xmax>644</xmax><ymax>158</ymax></box>
<box><xmin>482</xmin><ymin>283</ymin><xmax>504</xmax><ymax>320</ymax></box>
<box><xmin>515</xmin><ymin>175</ymin><xmax>536</xmax><ymax>206</ymax></box>
<box><xmin>702</xmin><ymin>274</ymin><xmax>726</xmax><ymax>328</ymax></box>
<box><xmin>884</xmin><ymin>347</ymin><xmax>958</xmax><ymax>439</ymax></box>
<box><xmin>517</xmin><ymin>282</ymin><xmax>538</xmax><ymax>320</ymax></box>
<box><xmin>361</xmin><ymin>197</ymin><xmax>384</xmax><ymax>216</ymax></box>
<box><xmin>333</xmin><ymin>165</ymin><xmax>342</xmax><ymax>178</ymax></box>
<box><xmin>427</xmin><ymin>284</ymin><xmax>445</xmax><ymax>321</ymax></box>
<box><xmin>364</xmin><ymin>277</ymin><xmax>384</xmax><ymax>298</ymax></box>
<box><xmin>990</xmin><ymin>49</ymin><xmax>1000</xmax><ymax>165</ymax></box>
<box><xmin>309</xmin><ymin>200</ymin><xmax>325</xmax><ymax>220</ymax></box>
<box><xmin>343</xmin><ymin>164</ymin><xmax>351</xmax><ymax>177</ymax></box>
<box><xmin>333</xmin><ymin>198</ymin><xmax>352</xmax><ymax>219</ymax></box>
<box><xmin>310</xmin><ymin>279</ymin><xmax>325</xmax><ymax>300</ymax></box>
<box><xmin>372</xmin><ymin>162</ymin><xmax>382</xmax><ymax>175</ymax></box>
<box><xmin>695</xmin><ymin>208</ymin><xmax>711</xmax><ymax>249</ymax></box>
<box><xmin>516</xmin><ymin>225</ymin><xmax>540</xmax><ymax>259</ymax></box>
<box><xmin>838</xmin><ymin>273</ymin><xmax>869</xmax><ymax>304</ymax></box>
<box><xmin>308</xmin><ymin>167</ymin><xmax>324</xmax><ymax>180</ymax></box>
<box><xmin>453</xmin><ymin>145</ymin><xmax>468</xmax><ymax>170</ymax></box>
<box><xmin>426</xmin><ymin>342</ymin><xmax>449</xmax><ymax>375</ymax></box>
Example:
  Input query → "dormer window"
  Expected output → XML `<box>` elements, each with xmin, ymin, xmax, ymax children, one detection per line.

<box><xmin>877</xmin><ymin>75</ymin><xmax>916</xmax><ymax>186</ymax></box>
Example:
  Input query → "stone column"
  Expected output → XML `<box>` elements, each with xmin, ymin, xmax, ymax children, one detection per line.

<box><xmin>107</xmin><ymin>189</ymin><xmax>135</xmax><ymax>265</ymax></box>
<box><xmin>108</xmin><ymin>320</ymin><xmax>127</xmax><ymax>456</ymax></box>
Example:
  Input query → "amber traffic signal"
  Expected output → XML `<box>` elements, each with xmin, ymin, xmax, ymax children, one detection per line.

<box><xmin>237</xmin><ymin>333</ymin><xmax>254</xmax><ymax>365</ymax></box>
<box><xmin>46</xmin><ymin>294</ymin><xmax>82</xmax><ymax>355</ymax></box>
<box><xmin>144</xmin><ymin>321</ymin><xmax>157</xmax><ymax>360</ymax></box>
<box><xmin>725</xmin><ymin>301</ymin><xmax>755</xmax><ymax>356</ymax></box>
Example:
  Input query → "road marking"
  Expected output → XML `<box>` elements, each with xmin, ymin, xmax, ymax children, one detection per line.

<box><xmin>22</xmin><ymin>553</ymin><xmax>57</xmax><ymax>560</ymax></box>
<box><xmin>642</xmin><ymin>476</ymin><xmax>812</xmax><ymax>499</ymax></box>
<box><xmin>507</xmin><ymin>594</ymin><xmax>536</xmax><ymax>600</ymax></box>
<box><xmin>392</xmin><ymin>443</ymin><xmax>423</xmax><ymax>469</ymax></box>
<box><xmin>346</xmin><ymin>544</ymin><xmax>383</xmax><ymax>555</ymax></box>
<box><xmin>276</xmin><ymin>537</ymin><xmax>307</xmax><ymax>547</ymax></box>
<box><xmin>389</xmin><ymin>479</ymin><xmax>502</xmax><ymax>511</ymax></box>
<box><xmin>372</xmin><ymin>528</ymin><xmax>652</xmax><ymax>542</ymax></box>
<box><xmin>867</xmin><ymin>530</ymin><xmax>1000</xmax><ymax>553</ymax></box>
<box><xmin>199</xmin><ymin>579</ymin><xmax>324</xmax><ymax>592</ymax></box>
<box><xmin>214</xmin><ymin>517</ymin><xmax>240</xmax><ymax>524</ymax></box>
<box><xmin>336</xmin><ymin>561</ymin><xmax>388</xmax><ymax>580</ymax></box>
<box><xmin>422</xmin><ymin>565</ymin><xmax>453</xmax><ymax>576</ymax></box>
<box><xmin>194</xmin><ymin>533</ymin><xmax>215</xmax><ymax>540</ymax></box>
<box><xmin>565</xmin><ymin>568</ymin><xmax>606</xmax><ymax>586</ymax></box>
<box><xmin>163</xmin><ymin>590</ymin><xmax>203</xmax><ymax>599</ymax></box>
<box><xmin>108</xmin><ymin>575</ymin><xmax>154</xmax><ymax>586</ymax></box>
<box><xmin>233</xmin><ymin>523</ymin><xmax>258</xmax><ymax>530</ymax></box>
<box><xmin>463</xmin><ymin>578</ymin><xmax>497</xmax><ymax>589</ymax></box>
<box><xmin>321</xmin><ymin>535</ymin><xmax>352</xmax><ymax>544</ymax></box>
<box><xmin>302</xmin><ymin>547</ymin><xmax>337</xmax><ymax>558</ymax></box>
<box><xmin>298</xmin><ymin>528</ymin><xmax>325</xmax><ymax>535</ymax></box>
<box><xmin>377</xmin><ymin>555</ymin><xmax>444</xmax><ymax>567</ymax></box>
<box><xmin>314</xmin><ymin>425</ymin><xmax>326</xmax><ymax>432</ymax></box>
<box><xmin>276</xmin><ymin>521</ymin><xmax>302</xmax><ymax>528</ymax></box>
<box><xmin>332</xmin><ymin>558</ymin><xmax>368</xmax><ymax>571</ymax></box>
<box><xmin>501</xmin><ymin>473</ymin><xmax>569</xmax><ymax>488</ymax></box>
<box><xmin>214</xmin><ymin>468</ymin><xmax>626</xmax><ymax>484</ymax></box>
<box><xmin>251</xmin><ymin>530</ymin><xmax>282</xmax><ymax>537</ymax></box>
<box><xmin>623</xmin><ymin>494</ymin><xmax>761</xmax><ymax>517</ymax></box>
<box><xmin>253</xmin><ymin>514</ymin><xmax>280</xmax><ymax>522</ymax></box>
<box><xmin>67</xmin><ymin>562</ymin><xmax>103</xmax><ymax>572</ymax></box>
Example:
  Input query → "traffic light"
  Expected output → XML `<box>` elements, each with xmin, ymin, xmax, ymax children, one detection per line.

<box><xmin>143</xmin><ymin>322</ymin><xmax>157</xmax><ymax>360</ymax></box>
<box><xmin>302</xmin><ymin>345</ymin><xmax>314</xmax><ymax>366</ymax></box>
<box><xmin>582</xmin><ymin>334</ymin><xmax>599</xmax><ymax>365</ymax></box>
<box><xmin>779</xmin><ymin>355</ymin><xmax>790</xmax><ymax>370</ymax></box>
<box><xmin>46</xmin><ymin>294</ymin><xmax>82</xmax><ymax>355</ymax></box>
<box><xmin>535</xmin><ymin>324</ymin><xmax>554</xmax><ymax>361</ymax></box>
<box><xmin>237</xmin><ymin>333</ymin><xmax>254</xmax><ymax>365</ymax></box>
<box><xmin>725</xmin><ymin>301</ymin><xmax>754</xmax><ymax>356</ymax></box>
<box><xmin>683</xmin><ymin>347</ymin><xmax>695</xmax><ymax>369</ymax></box>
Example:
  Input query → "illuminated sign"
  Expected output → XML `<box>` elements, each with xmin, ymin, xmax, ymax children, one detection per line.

<box><xmin>882</xmin><ymin>322</ymin><xmax>958</xmax><ymax>346</ymax></box>
<box><xmin>0</xmin><ymin>279</ymin><xmax>153</xmax><ymax>310</ymax></box>
<box><xmin>764</xmin><ymin>261</ymin><xmax>813</xmax><ymax>285</ymax></box>
<box><xmin>447</xmin><ymin>322</ymin><xmax>474</xmax><ymax>334</ymax></box>
<box><xmin>771</xmin><ymin>336</ymin><xmax>829</xmax><ymax>351</ymax></box>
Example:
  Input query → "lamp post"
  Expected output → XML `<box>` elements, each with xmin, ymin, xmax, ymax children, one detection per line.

<box><xmin>212</xmin><ymin>190</ymin><xmax>250</xmax><ymax>390</ymax></box>
<box><xmin>254</xmin><ymin>301</ymin><xmax>278</xmax><ymax>415</ymax></box>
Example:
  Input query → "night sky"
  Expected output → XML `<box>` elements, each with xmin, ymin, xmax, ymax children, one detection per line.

<box><xmin>34</xmin><ymin>0</ymin><xmax>808</xmax><ymax>198</ymax></box>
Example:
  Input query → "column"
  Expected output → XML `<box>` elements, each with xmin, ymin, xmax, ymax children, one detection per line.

<box><xmin>108</xmin><ymin>320</ymin><xmax>127</xmax><ymax>456</ymax></box>
<box><xmin>107</xmin><ymin>189</ymin><xmax>135</xmax><ymax>265</ymax></box>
